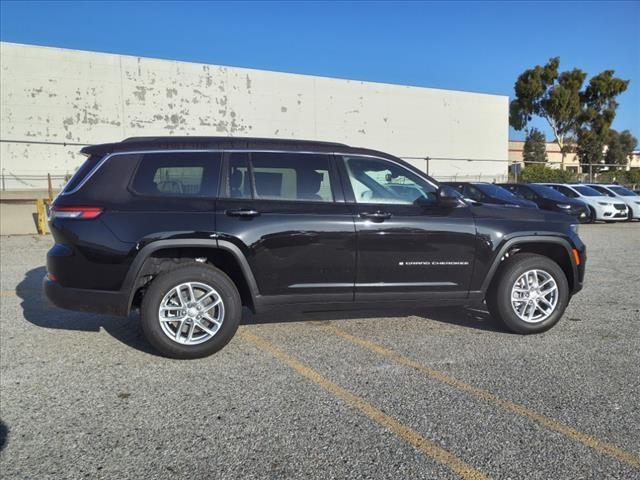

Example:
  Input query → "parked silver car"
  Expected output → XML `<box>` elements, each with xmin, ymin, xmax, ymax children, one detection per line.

<box><xmin>540</xmin><ymin>184</ymin><xmax>629</xmax><ymax>222</ymax></box>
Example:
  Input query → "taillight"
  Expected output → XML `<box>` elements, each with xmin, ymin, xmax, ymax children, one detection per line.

<box><xmin>50</xmin><ymin>206</ymin><xmax>103</xmax><ymax>220</ymax></box>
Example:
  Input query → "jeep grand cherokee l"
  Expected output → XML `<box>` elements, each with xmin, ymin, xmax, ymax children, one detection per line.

<box><xmin>44</xmin><ymin>137</ymin><xmax>586</xmax><ymax>358</ymax></box>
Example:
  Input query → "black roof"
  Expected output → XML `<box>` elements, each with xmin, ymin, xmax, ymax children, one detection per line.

<box><xmin>80</xmin><ymin>136</ymin><xmax>393</xmax><ymax>159</ymax></box>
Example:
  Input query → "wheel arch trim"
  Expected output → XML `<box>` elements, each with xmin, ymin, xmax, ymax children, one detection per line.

<box><xmin>122</xmin><ymin>238</ymin><xmax>260</xmax><ymax>314</ymax></box>
<box><xmin>480</xmin><ymin>235</ymin><xmax>576</xmax><ymax>294</ymax></box>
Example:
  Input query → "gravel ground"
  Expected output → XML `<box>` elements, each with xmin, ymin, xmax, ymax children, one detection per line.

<box><xmin>1</xmin><ymin>224</ymin><xmax>639</xmax><ymax>479</ymax></box>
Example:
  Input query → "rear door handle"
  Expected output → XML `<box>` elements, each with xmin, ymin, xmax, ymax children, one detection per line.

<box><xmin>360</xmin><ymin>211</ymin><xmax>392</xmax><ymax>221</ymax></box>
<box><xmin>226</xmin><ymin>208</ymin><xmax>260</xmax><ymax>217</ymax></box>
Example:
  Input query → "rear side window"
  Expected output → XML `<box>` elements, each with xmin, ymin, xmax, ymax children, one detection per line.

<box><xmin>131</xmin><ymin>152</ymin><xmax>220</xmax><ymax>197</ymax></box>
<box><xmin>228</xmin><ymin>153</ymin><xmax>252</xmax><ymax>199</ymax></box>
<box><xmin>226</xmin><ymin>152</ymin><xmax>334</xmax><ymax>202</ymax></box>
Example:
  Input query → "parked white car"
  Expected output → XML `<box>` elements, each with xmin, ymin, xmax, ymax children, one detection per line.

<box><xmin>540</xmin><ymin>183</ymin><xmax>629</xmax><ymax>222</ymax></box>
<box><xmin>584</xmin><ymin>184</ymin><xmax>640</xmax><ymax>221</ymax></box>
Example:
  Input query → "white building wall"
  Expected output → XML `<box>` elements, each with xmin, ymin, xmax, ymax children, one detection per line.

<box><xmin>0</xmin><ymin>42</ymin><xmax>508</xmax><ymax>189</ymax></box>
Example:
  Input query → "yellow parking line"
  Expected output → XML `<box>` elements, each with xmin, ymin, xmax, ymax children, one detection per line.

<box><xmin>317</xmin><ymin>323</ymin><xmax>640</xmax><ymax>470</ymax></box>
<box><xmin>0</xmin><ymin>290</ymin><xmax>17</xmax><ymax>296</ymax></box>
<box><xmin>239</xmin><ymin>329</ymin><xmax>490</xmax><ymax>480</ymax></box>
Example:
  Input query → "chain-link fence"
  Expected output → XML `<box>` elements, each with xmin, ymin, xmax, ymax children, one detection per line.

<box><xmin>1</xmin><ymin>157</ymin><xmax>637</xmax><ymax>193</ymax></box>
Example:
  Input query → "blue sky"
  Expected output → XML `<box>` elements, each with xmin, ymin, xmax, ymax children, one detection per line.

<box><xmin>1</xmin><ymin>0</ymin><xmax>638</xmax><ymax>141</ymax></box>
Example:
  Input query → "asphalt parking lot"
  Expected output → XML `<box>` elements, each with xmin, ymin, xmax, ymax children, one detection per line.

<box><xmin>1</xmin><ymin>224</ymin><xmax>639</xmax><ymax>479</ymax></box>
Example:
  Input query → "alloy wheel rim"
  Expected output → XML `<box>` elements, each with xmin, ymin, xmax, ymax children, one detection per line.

<box><xmin>158</xmin><ymin>282</ymin><xmax>225</xmax><ymax>345</ymax></box>
<box><xmin>510</xmin><ymin>269</ymin><xmax>558</xmax><ymax>324</ymax></box>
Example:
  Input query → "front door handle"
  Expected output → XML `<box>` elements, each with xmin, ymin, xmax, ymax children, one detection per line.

<box><xmin>226</xmin><ymin>208</ymin><xmax>260</xmax><ymax>218</ymax></box>
<box><xmin>360</xmin><ymin>211</ymin><xmax>392</xmax><ymax>221</ymax></box>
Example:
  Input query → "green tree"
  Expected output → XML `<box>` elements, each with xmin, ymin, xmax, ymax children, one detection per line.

<box><xmin>510</xmin><ymin>58</ymin><xmax>586</xmax><ymax>167</ymax></box>
<box><xmin>604</xmin><ymin>130</ymin><xmax>637</xmax><ymax>169</ymax></box>
<box><xmin>575</xmin><ymin>71</ymin><xmax>630</xmax><ymax>172</ymax></box>
<box><xmin>604</xmin><ymin>129</ymin><xmax>638</xmax><ymax>166</ymax></box>
<box><xmin>520</xmin><ymin>164</ymin><xmax>575</xmax><ymax>183</ymax></box>
<box><xmin>522</xmin><ymin>128</ymin><xmax>548</xmax><ymax>165</ymax></box>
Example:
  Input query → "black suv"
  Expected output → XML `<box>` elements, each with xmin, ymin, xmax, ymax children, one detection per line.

<box><xmin>498</xmin><ymin>183</ymin><xmax>591</xmax><ymax>223</ymax></box>
<box><xmin>44</xmin><ymin>137</ymin><xmax>586</xmax><ymax>358</ymax></box>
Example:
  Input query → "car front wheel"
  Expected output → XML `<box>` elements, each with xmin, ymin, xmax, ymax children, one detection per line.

<box><xmin>140</xmin><ymin>264</ymin><xmax>241</xmax><ymax>358</ymax></box>
<box><xmin>486</xmin><ymin>253</ymin><xmax>569</xmax><ymax>334</ymax></box>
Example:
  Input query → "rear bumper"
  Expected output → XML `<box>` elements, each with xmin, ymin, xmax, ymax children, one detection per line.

<box><xmin>43</xmin><ymin>276</ymin><xmax>129</xmax><ymax>317</ymax></box>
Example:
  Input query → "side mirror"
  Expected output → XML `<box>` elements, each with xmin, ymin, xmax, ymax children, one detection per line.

<box><xmin>437</xmin><ymin>186</ymin><xmax>461</xmax><ymax>208</ymax></box>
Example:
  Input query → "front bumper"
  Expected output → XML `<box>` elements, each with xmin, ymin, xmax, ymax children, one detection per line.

<box><xmin>43</xmin><ymin>276</ymin><xmax>129</xmax><ymax>317</ymax></box>
<box><xmin>568</xmin><ymin>206</ymin><xmax>591</xmax><ymax>223</ymax></box>
<box><xmin>595</xmin><ymin>204</ymin><xmax>628</xmax><ymax>221</ymax></box>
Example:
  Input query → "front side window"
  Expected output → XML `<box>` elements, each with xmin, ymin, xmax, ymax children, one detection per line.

<box><xmin>475</xmin><ymin>183</ymin><xmax>519</xmax><ymax>201</ymax></box>
<box><xmin>131</xmin><ymin>152</ymin><xmax>219</xmax><ymax>197</ymax></box>
<box><xmin>344</xmin><ymin>156</ymin><xmax>437</xmax><ymax>205</ymax></box>
<box><xmin>556</xmin><ymin>186</ymin><xmax>578</xmax><ymax>198</ymax></box>
<box><xmin>530</xmin><ymin>184</ymin><xmax>568</xmax><ymax>201</ymax></box>
<box><xmin>464</xmin><ymin>185</ymin><xmax>485</xmax><ymax>201</ymax></box>
<box><xmin>518</xmin><ymin>186</ymin><xmax>538</xmax><ymax>201</ymax></box>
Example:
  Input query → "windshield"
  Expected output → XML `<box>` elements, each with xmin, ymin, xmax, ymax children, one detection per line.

<box><xmin>528</xmin><ymin>184</ymin><xmax>569</xmax><ymax>201</ymax></box>
<box><xmin>573</xmin><ymin>186</ymin><xmax>603</xmax><ymax>197</ymax></box>
<box><xmin>474</xmin><ymin>183</ymin><xmax>519</xmax><ymax>201</ymax></box>
<box><xmin>609</xmin><ymin>186</ymin><xmax>637</xmax><ymax>196</ymax></box>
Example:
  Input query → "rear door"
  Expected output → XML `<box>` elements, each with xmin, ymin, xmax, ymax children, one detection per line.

<box><xmin>215</xmin><ymin>151</ymin><xmax>356</xmax><ymax>305</ymax></box>
<box><xmin>339</xmin><ymin>155</ymin><xmax>476</xmax><ymax>302</ymax></box>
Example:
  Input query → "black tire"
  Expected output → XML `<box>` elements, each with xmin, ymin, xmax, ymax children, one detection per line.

<box><xmin>140</xmin><ymin>264</ymin><xmax>241</xmax><ymax>359</ymax></box>
<box><xmin>486</xmin><ymin>253</ymin><xmax>569</xmax><ymax>334</ymax></box>
<box><xmin>587</xmin><ymin>206</ymin><xmax>597</xmax><ymax>223</ymax></box>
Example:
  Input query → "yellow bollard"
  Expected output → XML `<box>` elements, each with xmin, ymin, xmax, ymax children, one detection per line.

<box><xmin>47</xmin><ymin>173</ymin><xmax>54</xmax><ymax>202</ymax></box>
<box><xmin>36</xmin><ymin>198</ymin><xmax>48</xmax><ymax>235</ymax></box>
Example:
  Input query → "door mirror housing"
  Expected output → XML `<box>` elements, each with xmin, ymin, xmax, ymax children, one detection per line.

<box><xmin>437</xmin><ymin>186</ymin><xmax>461</xmax><ymax>208</ymax></box>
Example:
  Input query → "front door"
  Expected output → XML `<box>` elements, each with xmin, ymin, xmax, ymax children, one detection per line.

<box><xmin>339</xmin><ymin>155</ymin><xmax>476</xmax><ymax>302</ymax></box>
<box><xmin>215</xmin><ymin>151</ymin><xmax>356</xmax><ymax>306</ymax></box>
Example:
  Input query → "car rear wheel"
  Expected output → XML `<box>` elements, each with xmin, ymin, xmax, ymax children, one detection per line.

<box><xmin>140</xmin><ymin>264</ymin><xmax>241</xmax><ymax>359</ymax></box>
<box><xmin>486</xmin><ymin>253</ymin><xmax>569</xmax><ymax>334</ymax></box>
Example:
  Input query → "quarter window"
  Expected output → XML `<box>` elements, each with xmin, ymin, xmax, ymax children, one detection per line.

<box><xmin>344</xmin><ymin>156</ymin><xmax>437</xmax><ymax>205</ymax></box>
<box><xmin>131</xmin><ymin>152</ymin><xmax>220</xmax><ymax>197</ymax></box>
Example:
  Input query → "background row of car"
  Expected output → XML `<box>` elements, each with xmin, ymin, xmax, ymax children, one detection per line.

<box><xmin>443</xmin><ymin>182</ymin><xmax>640</xmax><ymax>223</ymax></box>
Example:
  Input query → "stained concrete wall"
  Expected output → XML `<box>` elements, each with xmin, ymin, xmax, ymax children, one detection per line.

<box><xmin>1</xmin><ymin>42</ymin><xmax>509</xmax><ymax>189</ymax></box>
